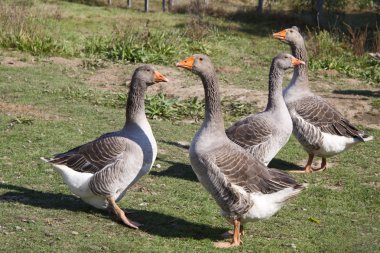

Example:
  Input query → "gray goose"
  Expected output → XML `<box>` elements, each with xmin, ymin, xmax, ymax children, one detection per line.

<box><xmin>273</xmin><ymin>27</ymin><xmax>373</xmax><ymax>173</ymax></box>
<box><xmin>176</xmin><ymin>54</ymin><xmax>305</xmax><ymax>248</ymax></box>
<box><xmin>226</xmin><ymin>53</ymin><xmax>305</xmax><ymax>166</ymax></box>
<box><xmin>41</xmin><ymin>65</ymin><xmax>168</xmax><ymax>228</ymax></box>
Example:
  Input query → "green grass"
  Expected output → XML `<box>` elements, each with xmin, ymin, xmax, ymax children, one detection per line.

<box><xmin>0</xmin><ymin>1</ymin><xmax>379</xmax><ymax>252</ymax></box>
<box><xmin>1</xmin><ymin>53</ymin><xmax>379</xmax><ymax>253</ymax></box>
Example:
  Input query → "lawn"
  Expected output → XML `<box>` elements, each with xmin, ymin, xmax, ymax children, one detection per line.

<box><xmin>0</xmin><ymin>1</ymin><xmax>379</xmax><ymax>252</ymax></box>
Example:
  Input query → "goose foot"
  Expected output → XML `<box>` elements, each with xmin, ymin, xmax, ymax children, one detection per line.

<box><xmin>221</xmin><ymin>225</ymin><xmax>244</xmax><ymax>238</ymax></box>
<box><xmin>289</xmin><ymin>154</ymin><xmax>319</xmax><ymax>173</ymax></box>
<box><xmin>215</xmin><ymin>219</ymin><xmax>241</xmax><ymax>248</ymax></box>
<box><xmin>107</xmin><ymin>197</ymin><xmax>141</xmax><ymax>229</ymax></box>
<box><xmin>290</xmin><ymin>155</ymin><xmax>327</xmax><ymax>173</ymax></box>
<box><xmin>313</xmin><ymin>157</ymin><xmax>327</xmax><ymax>172</ymax></box>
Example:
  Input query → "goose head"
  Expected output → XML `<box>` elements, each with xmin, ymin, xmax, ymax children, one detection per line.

<box><xmin>131</xmin><ymin>65</ymin><xmax>168</xmax><ymax>87</ymax></box>
<box><xmin>273</xmin><ymin>26</ymin><xmax>303</xmax><ymax>46</ymax></box>
<box><xmin>273</xmin><ymin>53</ymin><xmax>305</xmax><ymax>70</ymax></box>
<box><xmin>176</xmin><ymin>54</ymin><xmax>215</xmax><ymax>77</ymax></box>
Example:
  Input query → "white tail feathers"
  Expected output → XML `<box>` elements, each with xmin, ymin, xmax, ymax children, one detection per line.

<box><xmin>40</xmin><ymin>157</ymin><xmax>50</xmax><ymax>163</ymax></box>
<box><xmin>276</xmin><ymin>184</ymin><xmax>305</xmax><ymax>204</ymax></box>
<box><xmin>363</xmin><ymin>135</ymin><xmax>373</xmax><ymax>142</ymax></box>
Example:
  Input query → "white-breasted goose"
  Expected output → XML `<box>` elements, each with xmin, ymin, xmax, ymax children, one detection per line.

<box><xmin>273</xmin><ymin>27</ymin><xmax>373</xmax><ymax>173</ymax></box>
<box><xmin>41</xmin><ymin>65</ymin><xmax>168</xmax><ymax>228</ymax></box>
<box><xmin>226</xmin><ymin>53</ymin><xmax>305</xmax><ymax>166</ymax></box>
<box><xmin>176</xmin><ymin>54</ymin><xmax>305</xmax><ymax>248</ymax></box>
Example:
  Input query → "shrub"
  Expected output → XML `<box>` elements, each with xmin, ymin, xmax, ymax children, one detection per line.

<box><xmin>83</xmin><ymin>27</ymin><xmax>212</xmax><ymax>64</ymax></box>
<box><xmin>306</xmin><ymin>28</ymin><xmax>380</xmax><ymax>84</ymax></box>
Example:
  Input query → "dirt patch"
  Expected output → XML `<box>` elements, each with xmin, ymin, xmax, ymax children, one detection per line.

<box><xmin>85</xmin><ymin>64</ymin><xmax>129</xmax><ymax>91</ymax></box>
<box><xmin>48</xmin><ymin>57</ymin><xmax>82</xmax><ymax>68</ymax></box>
<box><xmin>216</xmin><ymin>66</ymin><xmax>242</xmax><ymax>74</ymax></box>
<box><xmin>0</xmin><ymin>57</ymin><xmax>33</xmax><ymax>67</ymax></box>
<box><xmin>366</xmin><ymin>181</ymin><xmax>380</xmax><ymax>188</ymax></box>
<box><xmin>78</xmin><ymin>63</ymin><xmax>379</xmax><ymax>129</ymax></box>
<box><xmin>0</xmin><ymin>101</ymin><xmax>62</xmax><ymax>120</ymax></box>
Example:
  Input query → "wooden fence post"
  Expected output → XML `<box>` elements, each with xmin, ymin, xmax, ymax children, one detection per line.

<box><xmin>145</xmin><ymin>0</ymin><xmax>149</xmax><ymax>12</ymax></box>
<box><xmin>168</xmin><ymin>0</ymin><xmax>174</xmax><ymax>12</ymax></box>
<box><xmin>162</xmin><ymin>0</ymin><xmax>166</xmax><ymax>12</ymax></box>
<box><xmin>108</xmin><ymin>0</ymin><xmax>112</xmax><ymax>5</ymax></box>
<box><xmin>127</xmin><ymin>0</ymin><xmax>131</xmax><ymax>8</ymax></box>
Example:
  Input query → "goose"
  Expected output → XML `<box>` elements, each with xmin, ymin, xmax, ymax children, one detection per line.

<box><xmin>226</xmin><ymin>53</ymin><xmax>305</xmax><ymax>166</ymax></box>
<box><xmin>273</xmin><ymin>27</ymin><xmax>373</xmax><ymax>173</ymax></box>
<box><xmin>176</xmin><ymin>54</ymin><xmax>305</xmax><ymax>248</ymax></box>
<box><xmin>41</xmin><ymin>65</ymin><xmax>168</xmax><ymax>228</ymax></box>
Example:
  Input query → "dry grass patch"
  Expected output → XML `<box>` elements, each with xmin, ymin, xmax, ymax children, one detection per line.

<box><xmin>0</xmin><ymin>101</ymin><xmax>62</xmax><ymax>121</ymax></box>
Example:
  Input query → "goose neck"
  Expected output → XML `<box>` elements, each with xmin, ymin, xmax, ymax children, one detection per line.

<box><xmin>125</xmin><ymin>79</ymin><xmax>147</xmax><ymax>126</ymax></box>
<box><xmin>291</xmin><ymin>41</ymin><xmax>309</xmax><ymax>82</ymax></box>
<box><xmin>266</xmin><ymin>65</ymin><xmax>285</xmax><ymax>111</ymax></box>
<box><xmin>201</xmin><ymin>71</ymin><xmax>224</xmax><ymax>129</ymax></box>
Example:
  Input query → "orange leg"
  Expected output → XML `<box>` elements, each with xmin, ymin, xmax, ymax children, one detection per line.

<box><xmin>107</xmin><ymin>197</ymin><xmax>141</xmax><ymax>229</ymax></box>
<box><xmin>289</xmin><ymin>154</ymin><xmax>314</xmax><ymax>173</ymax></box>
<box><xmin>313</xmin><ymin>157</ymin><xmax>327</xmax><ymax>171</ymax></box>
<box><xmin>304</xmin><ymin>154</ymin><xmax>314</xmax><ymax>173</ymax></box>
<box><xmin>214</xmin><ymin>219</ymin><xmax>241</xmax><ymax>248</ymax></box>
<box><xmin>222</xmin><ymin>224</ymin><xmax>244</xmax><ymax>238</ymax></box>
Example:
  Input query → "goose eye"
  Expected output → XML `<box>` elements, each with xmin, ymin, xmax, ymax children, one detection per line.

<box><xmin>290</xmin><ymin>30</ymin><xmax>293</xmax><ymax>33</ymax></box>
<box><xmin>146</xmin><ymin>69</ymin><xmax>151</xmax><ymax>72</ymax></box>
<box><xmin>199</xmin><ymin>57</ymin><xmax>203</xmax><ymax>61</ymax></box>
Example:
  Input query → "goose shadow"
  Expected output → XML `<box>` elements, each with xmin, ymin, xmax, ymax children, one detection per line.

<box><xmin>0</xmin><ymin>183</ymin><xmax>92</xmax><ymax>212</ymax></box>
<box><xmin>332</xmin><ymin>89</ymin><xmax>380</xmax><ymax>98</ymax></box>
<box><xmin>150</xmin><ymin>158</ymin><xmax>198</xmax><ymax>182</ymax></box>
<box><xmin>159</xmin><ymin>140</ymin><xmax>190</xmax><ymax>150</ymax></box>
<box><xmin>268</xmin><ymin>158</ymin><xmax>304</xmax><ymax>171</ymax></box>
<box><xmin>0</xmin><ymin>183</ymin><xmax>225</xmax><ymax>240</ymax></box>
<box><xmin>127</xmin><ymin>209</ymin><xmax>226</xmax><ymax>240</ymax></box>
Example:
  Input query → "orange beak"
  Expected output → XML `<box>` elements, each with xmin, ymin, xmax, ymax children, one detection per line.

<box><xmin>176</xmin><ymin>56</ymin><xmax>195</xmax><ymax>70</ymax></box>
<box><xmin>291</xmin><ymin>57</ymin><xmax>305</xmax><ymax>66</ymax></box>
<box><xmin>154</xmin><ymin>70</ymin><xmax>169</xmax><ymax>82</ymax></box>
<box><xmin>273</xmin><ymin>29</ymin><xmax>287</xmax><ymax>40</ymax></box>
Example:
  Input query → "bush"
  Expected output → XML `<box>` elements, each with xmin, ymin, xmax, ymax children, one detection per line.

<box><xmin>306</xmin><ymin>28</ymin><xmax>380</xmax><ymax>84</ymax></box>
<box><xmin>83</xmin><ymin>28</ymin><xmax>212</xmax><ymax>64</ymax></box>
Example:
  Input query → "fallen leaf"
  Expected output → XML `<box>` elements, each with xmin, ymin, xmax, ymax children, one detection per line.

<box><xmin>308</xmin><ymin>217</ymin><xmax>321</xmax><ymax>224</ymax></box>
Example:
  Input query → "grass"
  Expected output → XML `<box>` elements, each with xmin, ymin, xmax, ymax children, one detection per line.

<box><xmin>0</xmin><ymin>1</ymin><xmax>379</xmax><ymax>252</ymax></box>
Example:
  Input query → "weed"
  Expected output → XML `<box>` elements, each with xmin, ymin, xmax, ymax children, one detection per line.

<box><xmin>306</xmin><ymin>28</ymin><xmax>380</xmax><ymax>84</ymax></box>
<box><xmin>145</xmin><ymin>93</ymin><xmax>178</xmax><ymax>120</ymax></box>
<box><xmin>344</xmin><ymin>23</ymin><xmax>368</xmax><ymax>56</ymax></box>
<box><xmin>8</xmin><ymin>116</ymin><xmax>34</xmax><ymax>128</ymax></box>
<box><xmin>372</xmin><ymin>98</ymin><xmax>380</xmax><ymax>110</ymax></box>
<box><xmin>0</xmin><ymin>2</ymin><xmax>65</xmax><ymax>55</ymax></box>
<box><xmin>83</xmin><ymin>28</ymin><xmax>208</xmax><ymax>64</ymax></box>
<box><xmin>81</xmin><ymin>58</ymin><xmax>108</xmax><ymax>70</ymax></box>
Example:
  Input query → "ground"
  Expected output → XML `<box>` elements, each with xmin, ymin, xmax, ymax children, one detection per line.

<box><xmin>2</xmin><ymin>55</ymin><xmax>378</xmax><ymax>129</ymax></box>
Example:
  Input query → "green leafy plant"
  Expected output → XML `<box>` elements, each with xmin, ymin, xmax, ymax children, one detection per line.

<box><xmin>307</xmin><ymin>29</ymin><xmax>380</xmax><ymax>84</ymax></box>
<box><xmin>83</xmin><ymin>28</ymin><xmax>210</xmax><ymax>65</ymax></box>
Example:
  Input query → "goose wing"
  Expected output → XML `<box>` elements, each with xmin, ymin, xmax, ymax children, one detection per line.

<box><xmin>211</xmin><ymin>143</ymin><xmax>298</xmax><ymax>194</ymax></box>
<box><xmin>294</xmin><ymin>96</ymin><xmax>364</xmax><ymax>139</ymax></box>
<box><xmin>226</xmin><ymin>115</ymin><xmax>272</xmax><ymax>148</ymax></box>
<box><xmin>46</xmin><ymin>135</ymin><xmax>132</xmax><ymax>174</ymax></box>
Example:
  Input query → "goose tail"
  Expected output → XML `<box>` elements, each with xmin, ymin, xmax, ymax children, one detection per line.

<box><xmin>40</xmin><ymin>157</ymin><xmax>52</xmax><ymax>163</ymax></box>
<box><xmin>362</xmin><ymin>134</ymin><xmax>373</xmax><ymax>142</ymax></box>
